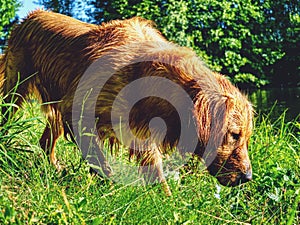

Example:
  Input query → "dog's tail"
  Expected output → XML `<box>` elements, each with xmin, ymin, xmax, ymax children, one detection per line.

<box><xmin>0</xmin><ymin>53</ymin><xmax>6</xmax><ymax>94</ymax></box>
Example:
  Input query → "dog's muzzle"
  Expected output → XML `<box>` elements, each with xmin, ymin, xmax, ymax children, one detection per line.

<box><xmin>240</xmin><ymin>165</ymin><xmax>252</xmax><ymax>183</ymax></box>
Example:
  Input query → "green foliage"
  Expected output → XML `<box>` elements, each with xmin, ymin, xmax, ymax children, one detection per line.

<box><xmin>260</xmin><ymin>0</ymin><xmax>300</xmax><ymax>87</ymax></box>
<box><xmin>0</xmin><ymin>99</ymin><xmax>299</xmax><ymax>224</ymax></box>
<box><xmin>35</xmin><ymin>0</ymin><xmax>83</xmax><ymax>18</ymax></box>
<box><xmin>0</xmin><ymin>0</ymin><xmax>20</xmax><ymax>50</ymax></box>
<box><xmin>6</xmin><ymin>0</ymin><xmax>300</xmax><ymax>87</ymax></box>
<box><xmin>0</xmin><ymin>0</ymin><xmax>18</xmax><ymax>35</ymax></box>
<box><xmin>83</xmin><ymin>0</ymin><xmax>299</xmax><ymax>87</ymax></box>
<box><xmin>233</xmin><ymin>73</ymin><xmax>269</xmax><ymax>88</ymax></box>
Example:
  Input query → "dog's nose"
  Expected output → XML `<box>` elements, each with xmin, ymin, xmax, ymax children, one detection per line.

<box><xmin>241</xmin><ymin>167</ymin><xmax>252</xmax><ymax>183</ymax></box>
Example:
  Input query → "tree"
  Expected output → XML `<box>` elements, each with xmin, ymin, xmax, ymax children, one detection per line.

<box><xmin>86</xmin><ymin>0</ymin><xmax>273</xmax><ymax>87</ymax></box>
<box><xmin>0</xmin><ymin>0</ymin><xmax>20</xmax><ymax>52</ymax></box>
<box><xmin>35</xmin><ymin>0</ymin><xmax>82</xmax><ymax>17</ymax></box>
<box><xmin>260</xmin><ymin>0</ymin><xmax>300</xmax><ymax>87</ymax></box>
<box><xmin>186</xmin><ymin>0</ymin><xmax>274</xmax><ymax>87</ymax></box>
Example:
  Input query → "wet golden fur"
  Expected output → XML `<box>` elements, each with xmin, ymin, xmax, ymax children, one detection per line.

<box><xmin>0</xmin><ymin>10</ymin><xmax>253</xmax><ymax>195</ymax></box>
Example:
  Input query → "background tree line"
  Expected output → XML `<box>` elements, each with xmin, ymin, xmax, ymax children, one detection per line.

<box><xmin>1</xmin><ymin>0</ymin><xmax>299</xmax><ymax>88</ymax></box>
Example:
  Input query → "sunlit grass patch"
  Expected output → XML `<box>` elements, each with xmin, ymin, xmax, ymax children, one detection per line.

<box><xmin>0</xmin><ymin>96</ymin><xmax>299</xmax><ymax>224</ymax></box>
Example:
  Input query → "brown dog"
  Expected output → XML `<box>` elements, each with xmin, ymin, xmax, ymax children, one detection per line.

<box><xmin>0</xmin><ymin>10</ymin><xmax>253</xmax><ymax>195</ymax></box>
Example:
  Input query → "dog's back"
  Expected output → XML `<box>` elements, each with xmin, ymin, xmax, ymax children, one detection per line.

<box><xmin>1</xmin><ymin>10</ymin><xmax>162</xmax><ymax>103</ymax></box>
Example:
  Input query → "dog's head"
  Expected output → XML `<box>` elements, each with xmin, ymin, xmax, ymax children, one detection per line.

<box><xmin>206</xmin><ymin>95</ymin><xmax>253</xmax><ymax>186</ymax></box>
<box><xmin>194</xmin><ymin>74</ymin><xmax>253</xmax><ymax>187</ymax></box>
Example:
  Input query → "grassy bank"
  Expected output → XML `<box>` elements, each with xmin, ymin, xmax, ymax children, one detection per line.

<box><xmin>0</xmin><ymin>100</ymin><xmax>299</xmax><ymax>224</ymax></box>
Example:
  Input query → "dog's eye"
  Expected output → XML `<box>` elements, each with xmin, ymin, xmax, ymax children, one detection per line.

<box><xmin>231</xmin><ymin>132</ymin><xmax>240</xmax><ymax>141</ymax></box>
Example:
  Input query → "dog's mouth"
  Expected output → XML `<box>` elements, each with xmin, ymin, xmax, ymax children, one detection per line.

<box><xmin>208</xmin><ymin>164</ymin><xmax>253</xmax><ymax>187</ymax></box>
<box><xmin>216</xmin><ymin>171</ymin><xmax>252</xmax><ymax>187</ymax></box>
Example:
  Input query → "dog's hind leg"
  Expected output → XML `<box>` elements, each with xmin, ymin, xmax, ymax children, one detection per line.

<box><xmin>39</xmin><ymin>107</ymin><xmax>63</xmax><ymax>170</ymax></box>
<box><xmin>1</xmin><ymin>48</ymin><xmax>34</xmax><ymax>124</ymax></box>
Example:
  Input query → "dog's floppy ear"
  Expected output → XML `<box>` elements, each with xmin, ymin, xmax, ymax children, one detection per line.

<box><xmin>223</xmin><ymin>93</ymin><xmax>235</xmax><ymax>112</ymax></box>
<box><xmin>207</xmin><ymin>93</ymin><xmax>234</xmax><ymax>150</ymax></box>
<box><xmin>195</xmin><ymin>92</ymin><xmax>234</xmax><ymax>153</ymax></box>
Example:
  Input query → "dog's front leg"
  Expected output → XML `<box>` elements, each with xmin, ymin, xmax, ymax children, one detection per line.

<box><xmin>138</xmin><ymin>144</ymin><xmax>172</xmax><ymax>196</ymax></box>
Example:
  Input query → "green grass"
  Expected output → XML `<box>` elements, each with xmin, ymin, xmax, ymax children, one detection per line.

<box><xmin>0</xmin><ymin>99</ymin><xmax>299</xmax><ymax>224</ymax></box>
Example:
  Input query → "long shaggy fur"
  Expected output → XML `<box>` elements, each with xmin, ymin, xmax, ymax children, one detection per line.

<box><xmin>0</xmin><ymin>10</ymin><xmax>253</xmax><ymax>195</ymax></box>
